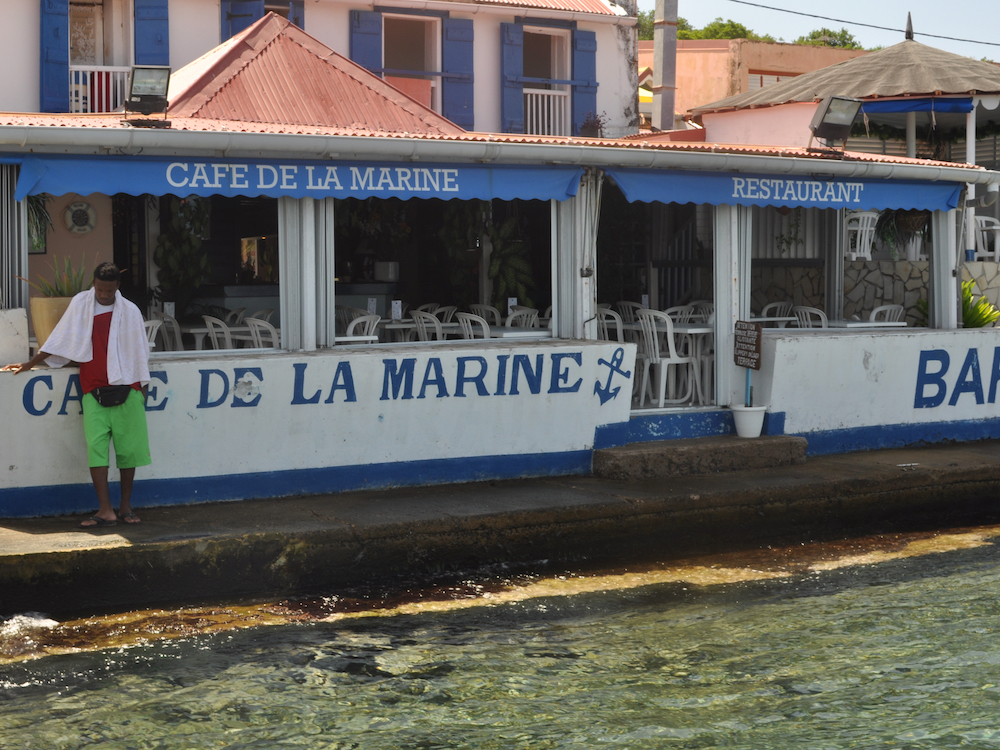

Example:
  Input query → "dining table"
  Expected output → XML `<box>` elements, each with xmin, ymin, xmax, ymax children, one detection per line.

<box><xmin>825</xmin><ymin>320</ymin><xmax>907</xmax><ymax>328</ymax></box>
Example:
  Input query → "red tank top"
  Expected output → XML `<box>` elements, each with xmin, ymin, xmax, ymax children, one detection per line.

<box><xmin>79</xmin><ymin>309</ymin><xmax>141</xmax><ymax>395</ymax></box>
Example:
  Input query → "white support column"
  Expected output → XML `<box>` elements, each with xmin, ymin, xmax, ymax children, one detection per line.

<box><xmin>278</xmin><ymin>196</ymin><xmax>301</xmax><ymax>350</ymax></box>
<box><xmin>300</xmin><ymin>197</ymin><xmax>317</xmax><ymax>351</ymax></box>
<box><xmin>966</xmin><ymin>107</ymin><xmax>978</xmax><ymax>261</ymax></box>
<box><xmin>553</xmin><ymin>169</ymin><xmax>602</xmax><ymax>339</ymax></box>
<box><xmin>713</xmin><ymin>205</ymin><xmax>738</xmax><ymax>407</ymax></box>
<box><xmin>320</xmin><ymin>197</ymin><xmax>337</xmax><ymax>349</ymax></box>
<box><xmin>930</xmin><ymin>209</ymin><xmax>958</xmax><ymax>329</ymax></box>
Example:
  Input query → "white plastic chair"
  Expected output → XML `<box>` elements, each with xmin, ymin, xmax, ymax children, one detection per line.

<box><xmin>224</xmin><ymin>307</ymin><xmax>247</xmax><ymax>325</ymax></box>
<box><xmin>975</xmin><ymin>216</ymin><xmax>1000</xmax><ymax>261</ymax></box>
<box><xmin>636</xmin><ymin>309</ymin><xmax>694</xmax><ymax>408</ymax></box>
<box><xmin>455</xmin><ymin>312</ymin><xmax>490</xmax><ymax>339</ymax></box>
<box><xmin>245</xmin><ymin>308</ymin><xmax>274</xmax><ymax>323</ymax></box>
<box><xmin>143</xmin><ymin>319</ymin><xmax>162</xmax><ymax>346</ymax></box>
<box><xmin>596</xmin><ymin>308</ymin><xmax>625</xmax><ymax>342</ymax></box>
<box><xmin>506</xmin><ymin>308</ymin><xmax>539</xmax><ymax>328</ymax></box>
<box><xmin>870</xmin><ymin>304</ymin><xmax>904</xmax><ymax>322</ymax></box>
<box><xmin>434</xmin><ymin>305</ymin><xmax>458</xmax><ymax>323</ymax></box>
<box><xmin>470</xmin><ymin>304</ymin><xmax>502</xmax><ymax>326</ymax></box>
<box><xmin>202</xmin><ymin>315</ymin><xmax>234</xmax><ymax>349</ymax></box>
<box><xmin>246</xmin><ymin>317</ymin><xmax>281</xmax><ymax>348</ymax></box>
<box><xmin>664</xmin><ymin>304</ymin><xmax>695</xmax><ymax>323</ymax></box>
<box><xmin>344</xmin><ymin>314</ymin><xmax>380</xmax><ymax>341</ymax></box>
<box><xmin>845</xmin><ymin>211</ymin><xmax>879</xmax><ymax>261</ymax></box>
<box><xmin>414</xmin><ymin>303</ymin><xmax>440</xmax><ymax>313</ymax></box>
<box><xmin>760</xmin><ymin>300</ymin><xmax>792</xmax><ymax>318</ymax></box>
<box><xmin>411</xmin><ymin>310</ymin><xmax>444</xmax><ymax>341</ymax></box>
<box><xmin>691</xmin><ymin>300</ymin><xmax>714</xmax><ymax>322</ymax></box>
<box><xmin>152</xmin><ymin>310</ymin><xmax>184</xmax><ymax>351</ymax></box>
<box><xmin>792</xmin><ymin>306</ymin><xmax>828</xmax><ymax>328</ymax></box>
<box><xmin>615</xmin><ymin>301</ymin><xmax>643</xmax><ymax>324</ymax></box>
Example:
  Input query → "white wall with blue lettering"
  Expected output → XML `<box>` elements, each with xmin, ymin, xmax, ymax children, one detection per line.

<box><xmin>757</xmin><ymin>329</ymin><xmax>1000</xmax><ymax>454</ymax></box>
<box><xmin>0</xmin><ymin>340</ymin><xmax>635</xmax><ymax>517</ymax></box>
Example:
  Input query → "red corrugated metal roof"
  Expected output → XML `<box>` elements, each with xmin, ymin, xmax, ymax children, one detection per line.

<box><xmin>439</xmin><ymin>0</ymin><xmax>621</xmax><ymax>15</ymax></box>
<box><xmin>167</xmin><ymin>14</ymin><xmax>465</xmax><ymax>136</ymax></box>
<box><xmin>0</xmin><ymin>110</ymin><xmax>981</xmax><ymax>171</ymax></box>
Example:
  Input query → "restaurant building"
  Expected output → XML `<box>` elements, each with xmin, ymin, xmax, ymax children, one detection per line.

<box><xmin>1</xmin><ymin>16</ymin><xmax>999</xmax><ymax>518</ymax></box>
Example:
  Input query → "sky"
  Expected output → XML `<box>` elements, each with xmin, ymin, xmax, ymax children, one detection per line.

<box><xmin>634</xmin><ymin>0</ymin><xmax>1000</xmax><ymax>60</ymax></box>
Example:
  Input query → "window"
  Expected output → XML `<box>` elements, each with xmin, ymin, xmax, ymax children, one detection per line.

<box><xmin>500</xmin><ymin>23</ymin><xmax>597</xmax><ymax>137</ymax></box>
<box><xmin>40</xmin><ymin>0</ymin><xmax>167</xmax><ymax>113</ymax></box>
<box><xmin>221</xmin><ymin>1</ymin><xmax>303</xmax><ymax>39</ymax></box>
<box><xmin>349</xmin><ymin>11</ymin><xmax>474</xmax><ymax>129</ymax></box>
<box><xmin>383</xmin><ymin>15</ymin><xmax>441</xmax><ymax>112</ymax></box>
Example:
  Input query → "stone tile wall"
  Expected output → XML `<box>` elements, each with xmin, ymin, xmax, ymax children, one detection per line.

<box><xmin>751</xmin><ymin>266</ymin><xmax>825</xmax><ymax>313</ymax></box>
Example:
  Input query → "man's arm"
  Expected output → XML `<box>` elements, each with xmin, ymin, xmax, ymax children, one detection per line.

<box><xmin>1</xmin><ymin>350</ymin><xmax>51</xmax><ymax>374</ymax></box>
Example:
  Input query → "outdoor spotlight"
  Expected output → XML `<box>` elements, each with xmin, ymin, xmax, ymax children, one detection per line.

<box><xmin>808</xmin><ymin>96</ymin><xmax>863</xmax><ymax>143</ymax></box>
<box><xmin>126</xmin><ymin>66</ymin><xmax>171</xmax><ymax>117</ymax></box>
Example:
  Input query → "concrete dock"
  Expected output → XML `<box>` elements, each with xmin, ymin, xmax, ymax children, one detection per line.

<box><xmin>2</xmin><ymin>436</ymin><xmax>1000</xmax><ymax>617</ymax></box>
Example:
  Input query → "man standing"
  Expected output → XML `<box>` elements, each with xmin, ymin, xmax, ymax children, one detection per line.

<box><xmin>2</xmin><ymin>262</ymin><xmax>151</xmax><ymax>527</ymax></box>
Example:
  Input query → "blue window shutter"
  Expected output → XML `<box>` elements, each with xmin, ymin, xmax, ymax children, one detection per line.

<box><xmin>134</xmin><ymin>0</ymin><xmax>169</xmax><ymax>66</ymax></box>
<box><xmin>571</xmin><ymin>30</ymin><xmax>598</xmax><ymax>136</ymax></box>
<box><xmin>441</xmin><ymin>19</ymin><xmax>474</xmax><ymax>129</ymax></box>
<box><xmin>500</xmin><ymin>23</ymin><xmax>523</xmax><ymax>134</ymax></box>
<box><xmin>39</xmin><ymin>0</ymin><xmax>69</xmax><ymax>113</ymax></box>
<box><xmin>289</xmin><ymin>0</ymin><xmax>305</xmax><ymax>29</ymax></box>
<box><xmin>221</xmin><ymin>0</ymin><xmax>264</xmax><ymax>40</ymax></box>
<box><xmin>349</xmin><ymin>11</ymin><xmax>382</xmax><ymax>73</ymax></box>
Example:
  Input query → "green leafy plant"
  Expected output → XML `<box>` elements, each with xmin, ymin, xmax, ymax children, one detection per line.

<box><xmin>152</xmin><ymin>196</ymin><xmax>212</xmax><ymax>320</ymax></box>
<box><xmin>875</xmin><ymin>209</ymin><xmax>930</xmax><ymax>260</ymax></box>
<box><xmin>18</xmin><ymin>255</ymin><xmax>92</xmax><ymax>297</ymax></box>
<box><xmin>962</xmin><ymin>280</ymin><xmax>1000</xmax><ymax>328</ymax></box>
<box><xmin>26</xmin><ymin>194</ymin><xmax>54</xmax><ymax>254</ymax></box>
<box><xmin>487</xmin><ymin>213</ymin><xmax>534</xmax><ymax>309</ymax></box>
<box><xmin>915</xmin><ymin>281</ymin><xmax>1000</xmax><ymax>327</ymax></box>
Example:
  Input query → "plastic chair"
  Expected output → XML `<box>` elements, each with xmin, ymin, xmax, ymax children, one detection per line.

<box><xmin>691</xmin><ymin>300</ymin><xmax>714</xmax><ymax>322</ymax></box>
<box><xmin>344</xmin><ymin>314</ymin><xmax>380</xmax><ymax>340</ymax></box>
<box><xmin>434</xmin><ymin>305</ymin><xmax>458</xmax><ymax>323</ymax></box>
<box><xmin>845</xmin><ymin>211</ymin><xmax>879</xmax><ymax>261</ymax></box>
<box><xmin>455</xmin><ymin>312</ymin><xmax>491</xmax><ymax>339</ymax></box>
<box><xmin>245</xmin><ymin>308</ymin><xmax>274</xmax><ymax>323</ymax></box>
<box><xmin>615</xmin><ymin>301</ymin><xmax>643</xmax><ymax>323</ymax></box>
<box><xmin>596</xmin><ymin>308</ymin><xmax>625</xmax><ymax>342</ymax></box>
<box><xmin>975</xmin><ymin>217</ymin><xmax>1000</xmax><ymax>261</ymax></box>
<box><xmin>411</xmin><ymin>310</ymin><xmax>444</xmax><ymax>341</ymax></box>
<box><xmin>506</xmin><ymin>308</ymin><xmax>539</xmax><ymax>328</ymax></box>
<box><xmin>246</xmin><ymin>317</ymin><xmax>281</xmax><ymax>349</ymax></box>
<box><xmin>202</xmin><ymin>315</ymin><xmax>234</xmax><ymax>349</ymax></box>
<box><xmin>414</xmin><ymin>303</ymin><xmax>440</xmax><ymax>313</ymax></box>
<box><xmin>470</xmin><ymin>304</ymin><xmax>502</xmax><ymax>326</ymax></box>
<box><xmin>224</xmin><ymin>307</ymin><xmax>247</xmax><ymax>325</ymax></box>
<box><xmin>760</xmin><ymin>300</ymin><xmax>792</xmax><ymax>318</ymax></box>
<box><xmin>143</xmin><ymin>319</ymin><xmax>162</xmax><ymax>346</ymax></box>
<box><xmin>792</xmin><ymin>306</ymin><xmax>828</xmax><ymax>328</ymax></box>
<box><xmin>664</xmin><ymin>304</ymin><xmax>695</xmax><ymax>323</ymax></box>
<box><xmin>636</xmin><ymin>309</ymin><xmax>695</xmax><ymax>408</ymax></box>
<box><xmin>152</xmin><ymin>310</ymin><xmax>184</xmax><ymax>351</ymax></box>
<box><xmin>870</xmin><ymin>304</ymin><xmax>904</xmax><ymax>322</ymax></box>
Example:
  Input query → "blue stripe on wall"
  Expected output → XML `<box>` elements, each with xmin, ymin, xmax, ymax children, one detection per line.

<box><xmin>595</xmin><ymin>410</ymin><xmax>786</xmax><ymax>449</ymax></box>
<box><xmin>0</xmin><ymin>451</ymin><xmax>592</xmax><ymax>519</ymax></box>
<box><xmin>796</xmin><ymin>416</ymin><xmax>1000</xmax><ymax>456</ymax></box>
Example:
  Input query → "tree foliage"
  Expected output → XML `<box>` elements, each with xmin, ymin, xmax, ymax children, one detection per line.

<box><xmin>794</xmin><ymin>27</ymin><xmax>863</xmax><ymax>49</ymax></box>
<box><xmin>677</xmin><ymin>17</ymin><xmax>775</xmax><ymax>42</ymax></box>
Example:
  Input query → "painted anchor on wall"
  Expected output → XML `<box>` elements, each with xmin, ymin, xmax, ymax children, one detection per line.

<box><xmin>594</xmin><ymin>347</ymin><xmax>631</xmax><ymax>405</ymax></box>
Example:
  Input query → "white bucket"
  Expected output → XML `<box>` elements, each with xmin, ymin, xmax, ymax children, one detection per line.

<box><xmin>731</xmin><ymin>405</ymin><xmax>767</xmax><ymax>438</ymax></box>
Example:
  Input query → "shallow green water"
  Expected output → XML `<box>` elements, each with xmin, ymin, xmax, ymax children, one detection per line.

<box><xmin>4</xmin><ymin>530</ymin><xmax>1000</xmax><ymax>749</ymax></box>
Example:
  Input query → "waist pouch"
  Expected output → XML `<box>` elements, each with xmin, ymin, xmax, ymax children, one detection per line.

<box><xmin>91</xmin><ymin>385</ymin><xmax>133</xmax><ymax>407</ymax></box>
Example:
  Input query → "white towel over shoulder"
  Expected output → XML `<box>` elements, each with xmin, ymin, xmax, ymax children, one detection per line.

<box><xmin>41</xmin><ymin>288</ymin><xmax>151</xmax><ymax>386</ymax></box>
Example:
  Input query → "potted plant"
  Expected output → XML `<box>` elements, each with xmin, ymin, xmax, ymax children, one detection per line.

<box><xmin>19</xmin><ymin>256</ymin><xmax>92</xmax><ymax>347</ymax></box>
<box><xmin>875</xmin><ymin>209</ymin><xmax>930</xmax><ymax>261</ymax></box>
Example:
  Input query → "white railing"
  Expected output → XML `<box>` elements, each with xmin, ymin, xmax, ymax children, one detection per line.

<box><xmin>524</xmin><ymin>88</ymin><xmax>569</xmax><ymax>137</ymax></box>
<box><xmin>69</xmin><ymin>65</ymin><xmax>131</xmax><ymax>114</ymax></box>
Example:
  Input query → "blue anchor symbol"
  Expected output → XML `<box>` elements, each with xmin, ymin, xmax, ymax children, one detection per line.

<box><xmin>594</xmin><ymin>347</ymin><xmax>631</xmax><ymax>405</ymax></box>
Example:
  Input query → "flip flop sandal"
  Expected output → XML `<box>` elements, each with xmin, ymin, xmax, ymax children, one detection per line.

<box><xmin>80</xmin><ymin>516</ymin><xmax>117</xmax><ymax>528</ymax></box>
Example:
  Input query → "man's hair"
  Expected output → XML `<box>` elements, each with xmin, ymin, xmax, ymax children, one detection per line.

<box><xmin>93</xmin><ymin>262</ymin><xmax>120</xmax><ymax>282</ymax></box>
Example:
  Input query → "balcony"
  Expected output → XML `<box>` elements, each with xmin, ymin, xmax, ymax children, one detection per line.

<box><xmin>69</xmin><ymin>66</ymin><xmax>131</xmax><ymax>114</ymax></box>
<box><xmin>524</xmin><ymin>88</ymin><xmax>569</xmax><ymax>137</ymax></box>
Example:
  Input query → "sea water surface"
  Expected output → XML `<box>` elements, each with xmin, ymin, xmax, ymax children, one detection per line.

<box><xmin>3</xmin><ymin>525</ymin><xmax>1000</xmax><ymax>748</ymax></box>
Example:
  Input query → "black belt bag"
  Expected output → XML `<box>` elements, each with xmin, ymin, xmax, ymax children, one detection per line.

<box><xmin>91</xmin><ymin>385</ymin><xmax>134</xmax><ymax>407</ymax></box>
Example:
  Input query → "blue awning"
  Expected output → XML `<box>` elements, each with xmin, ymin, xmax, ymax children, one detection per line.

<box><xmin>13</xmin><ymin>154</ymin><xmax>585</xmax><ymax>202</ymax></box>
<box><xmin>860</xmin><ymin>98</ymin><xmax>974</xmax><ymax>115</ymax></box>
<box><xmin>604</xmin><ymin>168</ymin><xmax>963</xmax><ymax>212</ymax></box>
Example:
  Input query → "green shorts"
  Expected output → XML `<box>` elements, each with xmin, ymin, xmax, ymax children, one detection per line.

<box><xmin>82</xmin><ymin>390</ymin><xmax>152</xmax><ymax>469</ymax></box>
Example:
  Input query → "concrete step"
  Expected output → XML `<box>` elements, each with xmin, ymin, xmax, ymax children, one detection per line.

<box><xmin>593</xmin><ymin>434</ymin><xmax>808</xmax><ymax>480</ymax></box>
